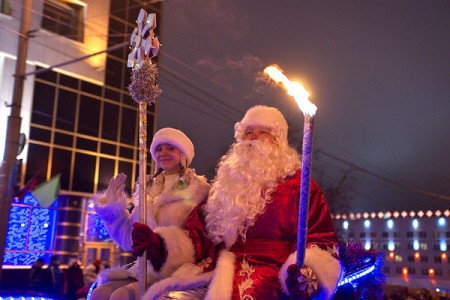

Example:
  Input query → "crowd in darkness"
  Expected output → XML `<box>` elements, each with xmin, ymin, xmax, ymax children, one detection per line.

<box><xmin>28</xmin><ymin>256</ymin><xmax>107</xmax><ymax>300</ymax></box>
<box><xmin>384</xmin><ymin>285</ymin><xmax>449</xmax><ymax>300</ymax></box>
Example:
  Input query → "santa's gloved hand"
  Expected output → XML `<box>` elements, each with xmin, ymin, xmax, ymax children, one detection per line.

<box><xmin>132</xmin><ymin>222</ymin><xmax>167</xmax><ymax>271</ymax></box>
<box><xmin>285</xmin><ymin>264</ymin><xmax>319</xmax><ymax>299</ymax></box>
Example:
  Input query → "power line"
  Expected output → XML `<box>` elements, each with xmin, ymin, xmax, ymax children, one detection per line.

<box><xmin>160</xmin><ymin>72</ymin><xmax>239</xmax><ymax>124</ymax></box>
<box><xmin>160</xmin><ymin>90</ymin><xmax>233</xmax><ymax>125</ymax></box>
<box><xmin>316</xmin><ymin>135</ymin><xmax>403</xmax><ymax>184</ymax></box>
<box><xmin>316</xmin><ymin>149</ymin><xmax>450</xmax><ymax>201</ymax></box>
<box><xmin>160</xmin><ymin>63</ymin><xmax>243</xmax><ymax>119</ymax></box>
<box><xmin>160</xmin><ymin>52</ymin><xmax>230</xmax><ymax>91</ymax></box>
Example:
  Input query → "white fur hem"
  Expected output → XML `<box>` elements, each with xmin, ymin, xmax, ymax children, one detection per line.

<box><xmin>154</xmin><ymin>226</ymin><xmax>196</xmax><ymax>277</ymax></box>
<box><xmin>143</xmin><ymin>270</ymin><xmax>213</xmax><ymax>300</ymax></box>
<box><xmin>204</xmin><ymin>250</ymin><xmax>235</xmax><ymax>300</ymax></box>
<box><xmin>142</xmin><ymin>250</ymin><xmax>235</xmax><ymax>300</ymax></box>
<box><xmin>279</xmin><ymin>249</ymin><xmax>341</xmax><ymax>299</ymax></box>
<box><xmin>96</xmin><ymin>266</ymin><xmax>131</xmax><ymax>286</ymax></box>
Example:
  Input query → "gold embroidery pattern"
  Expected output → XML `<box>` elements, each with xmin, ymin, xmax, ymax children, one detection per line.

<box><xmin>327</xmin><ymin>244</ymin><xmax>339</xmax><ymax>258</ymax></box>
<box><xmin>237</xmin><ymin>256</ymin><xmax>256</xmax><ymax>300</ymax></box>
<box><xmin>307</xmin><ymin>243</ymin><xmax>339</xmax><ymax>259</ymax></box>
<box><xmin>299</xmin><ymin>266</ymin><xmax>319</xmax><ymax>296</ymax></box>
<box><xmin>197</xmin><ymin>257</ymin><xmax>213</xmax><ymax>272</ymax></box>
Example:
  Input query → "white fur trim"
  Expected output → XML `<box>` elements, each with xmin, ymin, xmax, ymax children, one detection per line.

<box><xmin>96</xmin><ymin>259</ymin><xmax>163</xmax><ymax>287</ymax></box>
<box><xmin>96</xmin><ymin>266</ymin><xmax>131</xmax><ymax>286</ymax></box>
<box><xmin>153</xmin><ymin>175</ymin><xmax>210</xmax><ymax>228</ymax></box>
<box><xmin>127</xmin><ymin>258</ymin><xmax>165</xmax><ymax>286</ymax></box>
<box><xmin>144</xmin><ymin>271</ymin><xmax>213</xmax><ymax>300</ymax></box>
<box><xmin>235</xmin><ymin>105</ymin><xmax>288</xmax><ymax>145</ymax></box>
<box><xmin>205</xmin><ymin>250</ymin><xmax>235</xmax><ymax>300</ymax></box>
<box><xmin>305</xmin><ymin>247</ymin><xmax>341</xmax><ymax>299</ymax></box>
<box><xmin>279</xmin><ymin>249</ymin><xmax>341</xmax><ymax>299</ymax></box>
<box><xmin>92</xmin><ymin>190</ymin><xmax>128</xmax><ymax>222</ymax></box>
<box><xmin>154</xmin><ymin>226</ymin><xmax>196</xmax><ymax>277</ymax></box>
<box><xmin>132</xmin><ymin>171</ymin><xmax>210</xmax><ymax>229</ymax></box>
<box><xmin>150</xmin><ymin>128</ymin><xmax>195</xmax><ymax>165</ymax></box>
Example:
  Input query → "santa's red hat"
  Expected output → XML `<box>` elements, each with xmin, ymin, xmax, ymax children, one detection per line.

<box><xmin>234</xmin><ymin>105</ymin><xmax>288</xmax><ymax>146</ymax></box>
<box><xmin>150</xmin><ymin>128</ymin><xmax>195</xmax><ymax>166</ymax></box>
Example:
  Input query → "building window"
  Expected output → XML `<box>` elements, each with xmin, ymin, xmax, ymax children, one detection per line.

<box><xmin>435</xmin><ymin>269</ymin><xmax>443</xmax><ymax>276</ymax></box>
<box><xmin>42</xmin><ymin>0</ymin><xmax>85</xmax><ymax>42</ymax></box>
<box><xmin>370</xmin><ymin>232</ymin><xmax>377</xmax><ymax>238</ymax></box>
<box><xmin>446</xmin><ymin>231</ymin><xmax>450</xmax><ymax>238</ymax></box>
<box><xmin>407</xmin><ymin>231</ymin><xmax>413</xmax><ymax>238</ymax></box>
<box><xmin>359</xmin><ymin>232</ymin><xmax>366</xmax><ymax>238</ymax></box>
<box><xmin>383</xmin><ymin>267</ymin><xmax>390</xmax><ymax>274</ymax></box>
<box><xmin>0</xmin><ymin>0</ymin><xmax>11</xmax><ymax>15</ymax></box>
<box><xmin>419</xmin><ymin>231</ymin><xmax>427</xmax><ymax>238</ymax></box>
<box><xmin>435</xmin><ymin>256</ymin><xmax>442</xmax><ymax>263</ymax></box>
<box><xmin>393</xmin><ymin>231</ymin><xmax>401</xmax><ymax>238</ymax></box>
<box><xmin>408</xmin><ymin>267</ymin><xmax>415</xmax><ymax>275</ymax></box>
<box><xmin>382</xmin><ymin>232</ymin><xmax>388</xmax><ymax>238</ymax></box>
<box><xmin>396</xmin><ymin>267</ymin><xmax>403</xmax><ymax>274</ymax></box>
<box><xmin>422</xmin><ymin>268</ymin><xmax>428</xmax><ymax>275</ymax></box>
<box><xmin>408</xmin><ymin>256</ymin><xmax>414</xmax><ymax>262</ymax></box>
<box><xmin>420</xmin><ymin>243</ymin><xmax>428</xmax><ymax>251</ymax></box>
<box><xmin>420</xmin><ymin>256</ymin><xmax>428</xmax><ymax>263</ymax></box>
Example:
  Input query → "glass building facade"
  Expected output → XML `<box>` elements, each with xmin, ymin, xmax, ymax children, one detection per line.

<box><xmin>3</xmin><ymin>0</ymin><xmax>162</xmax><ymax>267</ymax></box>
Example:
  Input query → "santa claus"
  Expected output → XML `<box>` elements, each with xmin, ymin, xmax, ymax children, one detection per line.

<box><xmin>132</xmin><ymin>105</ymin><xmax>342</xmax><ymax>299</ymax></box>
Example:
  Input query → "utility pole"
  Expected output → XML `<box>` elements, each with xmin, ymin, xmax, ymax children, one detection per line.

<box><xmin>0</xmin><ymin>0</ymin><xmax>33</xmax><ymax>281</ymax></box>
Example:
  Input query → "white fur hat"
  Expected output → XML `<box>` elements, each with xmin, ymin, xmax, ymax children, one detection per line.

<box><xmin>150</xmin><ymin>128</ymin><xmax>195</xmax><ymax>166</ymax></box>
<box><xmin>234</xmin><ymin>105</ymin><xmax>289</xmax><ymax>146</ymax></box>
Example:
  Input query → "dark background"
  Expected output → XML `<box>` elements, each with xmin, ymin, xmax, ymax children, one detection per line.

<box><xmin>155</xmin><ymin>1</ymin><xmax>450</xmax><ymax>212</ymax></box>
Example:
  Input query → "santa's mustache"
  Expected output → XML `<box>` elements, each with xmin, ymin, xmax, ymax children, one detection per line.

<box><xmin>233</xmin><ymin>140</ymin><xmax>278</xmax><ymax>159</ymax></box>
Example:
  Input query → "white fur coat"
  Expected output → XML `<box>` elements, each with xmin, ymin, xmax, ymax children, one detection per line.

<box><xmin>93</xmin><ymin>170</ymin><xmax>210</xmax><ymax>285</ymax></box>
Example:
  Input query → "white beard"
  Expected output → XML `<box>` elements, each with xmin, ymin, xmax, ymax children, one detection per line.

<box><xmin>204</xmin><ymin>140</ymin><xmax>300</xmax><ymax>248</ymax></box>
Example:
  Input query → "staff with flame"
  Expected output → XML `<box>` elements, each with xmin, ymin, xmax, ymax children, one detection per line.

<box><xmin>264</xmin><ymin>65</ymin><xmax>317</xmax><ymax>268</ymax></box>
<box><xmin>127</xmin><ymin>9</ymin><xmax>161</xmax><ymax>296</ymax></box>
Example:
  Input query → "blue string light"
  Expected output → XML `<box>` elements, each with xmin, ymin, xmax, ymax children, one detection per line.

<box><xmin>4</xmin><ymin>192</ymin><xmax>57</xmax><ymax>265</ymax></box>
<box><xmin>338</xmin><ymin>264</ymin><xmax>376</xmax><ymax>287</ymax></box>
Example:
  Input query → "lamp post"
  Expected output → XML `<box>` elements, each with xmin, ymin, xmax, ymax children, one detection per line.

<box><xmin>0</xmin><ymin>0</ymin><xmax>33</xmax><ymax>282</ymax></box>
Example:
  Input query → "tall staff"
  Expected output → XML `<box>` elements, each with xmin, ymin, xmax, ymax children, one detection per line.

<box><xmin>264</xmin><ymin>65</ymin><xmax>317</xmax><ymax>268</ymax></box>
<box><xmin>127</xmin><ymin>9</ymin><xmax>161</xmax><ymax>297</ymax></box>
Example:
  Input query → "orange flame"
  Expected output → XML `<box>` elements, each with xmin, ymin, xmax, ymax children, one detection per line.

<box><xmin>264</xmin><ymin>65</ymin><xmax>317</xmax><ymax>117</ymax></box>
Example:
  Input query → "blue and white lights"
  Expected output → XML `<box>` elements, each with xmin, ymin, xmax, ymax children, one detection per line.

<box><xmin>387</xmin><ymin>219</ymin><xmax>393</xmax><ymax>229</ymax></box>
<box><xmin>343</xmin><ymin>221</ymin><xmax>349</xmax><ymax>230</ymax></box>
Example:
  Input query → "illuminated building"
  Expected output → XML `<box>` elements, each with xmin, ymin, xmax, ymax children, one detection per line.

<box><xmin>334</xmin><ymin>210</ymin><xmax>450</xmax><ymax>292</ymax></box>
<box><xmin>1</xmin><ymin>0</ymin><xmax>162</xmax><ymax>268</ymax></box>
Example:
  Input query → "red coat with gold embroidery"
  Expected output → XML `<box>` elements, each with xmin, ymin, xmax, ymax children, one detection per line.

<box><xmin>144</xmin><ymin>170</ymin><xmax>341</xmax><ymax>300</ymax></box>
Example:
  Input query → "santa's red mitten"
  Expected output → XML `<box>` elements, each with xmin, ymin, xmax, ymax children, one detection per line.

<box><xmin>285</xmin><ymin>264</ymin><xmax>319</xmax><ymax>299</ymax></box>
<box><xmin>132</xmin><ymin>222</ymin><xmax>167</xmax><ymax>271</ymax></box>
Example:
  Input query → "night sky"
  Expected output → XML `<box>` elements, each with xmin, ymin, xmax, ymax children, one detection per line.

<box><xmin>155</xmin><ymin>1</ymin><xmax>450</xmax><ymax>213</ymax></box>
